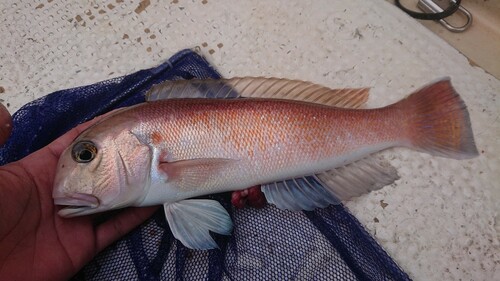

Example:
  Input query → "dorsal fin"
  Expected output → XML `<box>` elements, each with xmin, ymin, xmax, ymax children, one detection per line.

<box><xmin>226</xmin><ymin>77</ymin><xmax>369</xmax><ymax>108</ymax></box>
<box><xmin>146</xmin><ymin>77</ymin><xmax>369</xmax><ymax>108</ymax></box>
<box><xmin>146</xmin><ymin>79</ymin><xmax>241</xmax><ymax>100</ymax></box>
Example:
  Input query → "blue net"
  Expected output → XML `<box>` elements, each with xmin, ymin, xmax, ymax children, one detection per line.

<box><xmin>0</xmin><ymin>49</ymin><xmax>411</xmax><ymax>281</ymax></box>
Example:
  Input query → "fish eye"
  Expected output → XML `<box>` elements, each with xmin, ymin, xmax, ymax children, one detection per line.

<box><xmin>72</xmin><ymin>141</ymin><xmax>98</xmax><ymax>163</ymax></box>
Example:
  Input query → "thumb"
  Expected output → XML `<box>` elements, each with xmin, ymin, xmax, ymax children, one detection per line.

<box><xmin>0</xmin><ymin>102</ymin><xmax>12</xmax><ymax>146</ymax></box>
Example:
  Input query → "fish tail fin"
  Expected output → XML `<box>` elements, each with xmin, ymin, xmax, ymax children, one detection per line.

<box><xmin>396</xmin><ymin>78</ymin><xmax>478</xmax><ymax>159</ymax></box>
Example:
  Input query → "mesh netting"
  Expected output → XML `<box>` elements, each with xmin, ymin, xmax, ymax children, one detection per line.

<box><xmin>0</xmin><ymin>49</ymin><xmax>410</xmax><ymax>281</ymax></box>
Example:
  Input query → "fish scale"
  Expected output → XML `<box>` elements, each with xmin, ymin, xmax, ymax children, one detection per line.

<box><xmin>126</xmin><ymin>99</ymin><xmax>401</xmax><ymax>193</ymax></box>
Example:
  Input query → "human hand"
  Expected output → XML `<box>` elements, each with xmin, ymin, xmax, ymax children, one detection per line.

<box><xmin>0</xmin><ymin>117</ymin><xmax>158</xmax><ymax>281</ymax></box>
<box><xmin>0</xmin><ymin>102</ymin><xmax>11</xmax><ymax>145</ymax></box>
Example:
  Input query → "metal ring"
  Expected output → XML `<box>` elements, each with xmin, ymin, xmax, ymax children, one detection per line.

<box><xmin>439</xmin><ymin>5</ymin><xmax>473</xmax><ymax>32</ymax></box>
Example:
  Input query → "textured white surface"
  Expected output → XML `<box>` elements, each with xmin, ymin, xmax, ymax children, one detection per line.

<box><xmin>0</xmin><ymin>0</ymin><xmax>498</xmax><ymax>280</ymax></box>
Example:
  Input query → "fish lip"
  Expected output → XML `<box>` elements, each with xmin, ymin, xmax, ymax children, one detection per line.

<box><xmin>57</xmin><ymin>206</ymin><xmax>96</xmax><ymax>217</ymax></box>
<box><xmin>54</xmin><ymin>193</ymin><xmax>100</xmax><ymax>217</ymax></box>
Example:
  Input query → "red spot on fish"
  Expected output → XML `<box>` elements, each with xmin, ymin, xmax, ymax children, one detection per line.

<box><xmin>231</xmin><ymin>186</ymin><xmax>266</xmax><ymax>209</ymax></box>
<box><xmin>151</xmin><ymin>131</ymin><xmax>163</xmax><ymax>145</ymax></box>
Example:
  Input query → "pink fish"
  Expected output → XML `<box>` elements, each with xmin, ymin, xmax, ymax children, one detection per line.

<box><xmin>53</xmin><ymin>77</ymin><xmax>477</xmax><ymax>249</ymax></box>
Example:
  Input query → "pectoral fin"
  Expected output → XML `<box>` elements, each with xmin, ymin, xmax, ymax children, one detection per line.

<box><xmin>159</xmin><ymin>158</ymin><xmax>237</xmax><ymax>189</ymax></box>
<box><xmin>163</xmin><ymin>199</ymin><xmax>233</xmax><ymax>250</ymax></box>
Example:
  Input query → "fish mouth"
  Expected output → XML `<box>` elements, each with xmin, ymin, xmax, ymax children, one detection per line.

<box><xmin>54</xmin><ymin>193</ymin><xmax>100</xmax><ymax>217</ymax></box>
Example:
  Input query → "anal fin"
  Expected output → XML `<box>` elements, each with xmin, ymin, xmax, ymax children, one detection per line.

<box><xmin>261</xmin><ymin>155</ymin><xmax>399</xmax><ymax>211</ymax></box>
<box><xmin>262</xmin><ymin>177</ymin><xmax>339</xmax><ymax>211</ymax></box>
<box><xmin>317</xmin><ymin>155</ymin><xmax>399</xmax><ymax>201</ymax></box>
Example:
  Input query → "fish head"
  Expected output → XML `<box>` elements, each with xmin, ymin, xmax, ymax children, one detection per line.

<box><xmin>53</xmin><ymin>115</ymin><xmax>151</xmax><ymax>217</ymax></box>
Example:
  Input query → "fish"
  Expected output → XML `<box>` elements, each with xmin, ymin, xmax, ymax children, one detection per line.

<box><xmin>52</xmin><ymin>77</ymin><xmax>478</xmax><ymax>250</ymax></box>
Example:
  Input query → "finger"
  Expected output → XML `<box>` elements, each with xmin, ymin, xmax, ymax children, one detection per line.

<box><xmin>95</xmin><ymin>206</ymin><xmax>159</xmax><ymax>252</ymax></box>
<box><xmin>0</xmin><ymin>102</ymin><xmax>12</xmax><ymax>146</ymax></box>
<box><xmin>46</xmin><ymin>119</ymin><xmax>100</xmax><ymax>157</ymax></box>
